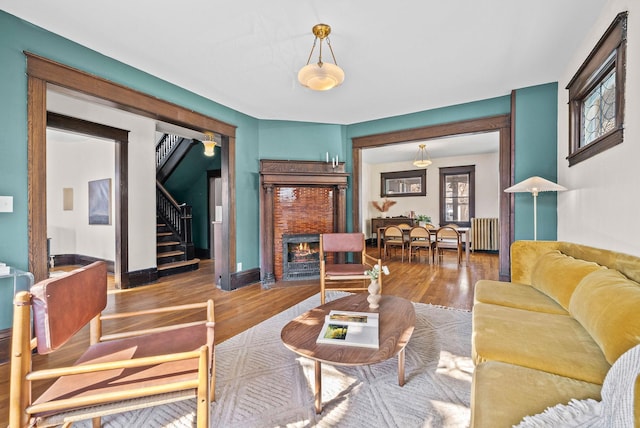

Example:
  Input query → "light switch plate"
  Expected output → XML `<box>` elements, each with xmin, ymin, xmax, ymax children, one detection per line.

<box><xmin>0</xmin><ymin>196</ymin><xmax>14</xmax><ymax>213</ymax></box>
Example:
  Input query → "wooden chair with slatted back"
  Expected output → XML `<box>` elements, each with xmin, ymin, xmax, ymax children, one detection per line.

<box><xmin>320</xmin><ymin>233</ymin><xmax>382</xmax><ymax>305</ymax></box>
<box><xmin>383</xmin><ymin>225</ymin><xmax>407</xmax><ymax>262</ymax></box>
<box><xmin>9</xmin><ymin>261</ymin><xmax>215</xmax><ymax>428</ymax></box>
<box><xmin>435</xmin><ymin>226</ymin><xmax>463</xmax><ymax>265</ymax></box>
<box><xmin>408</xmin><ymin>226</ymin><xmax>435</xmax><ymax>263</ymax></box>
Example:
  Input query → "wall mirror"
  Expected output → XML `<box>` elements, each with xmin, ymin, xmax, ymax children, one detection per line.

<box><xmin>380</xmin><ymin>169</ymin><xmax>426</xmax><ymax>197</ymax></box>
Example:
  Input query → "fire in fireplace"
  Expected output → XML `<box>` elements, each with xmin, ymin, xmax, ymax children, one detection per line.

<box><xmin>282</xmin><ymin>234</ymin><xmax>320</xmax><ymax>280</ymax></box>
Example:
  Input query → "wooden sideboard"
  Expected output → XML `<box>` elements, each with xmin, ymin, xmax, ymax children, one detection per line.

<box><xmin>370</xmin><ymin>217</ymin><xmax>416</xmax><ymax>236</ymax></box>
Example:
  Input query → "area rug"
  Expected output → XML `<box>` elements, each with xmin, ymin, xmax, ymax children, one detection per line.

<box><xmin>78</xmin><ymin>292</ymin><xmax>473</xmax><ymax>427</ymax></box>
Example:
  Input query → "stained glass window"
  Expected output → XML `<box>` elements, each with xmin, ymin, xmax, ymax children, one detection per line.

<box><xmin>581</xmin><ymin>69</ymin><xmax>616</xmax><ymax>147</ymax></box>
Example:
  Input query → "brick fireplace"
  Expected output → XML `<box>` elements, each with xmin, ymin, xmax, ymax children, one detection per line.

<box><xmin>260</xmin><ymin>160</ymin><xmax>349</xmax><ymax>285</ymax></box>
<box><xmin>282</xmin><ymin>233</ymin><xmax>320</xmax><ymax>280</ymax></box>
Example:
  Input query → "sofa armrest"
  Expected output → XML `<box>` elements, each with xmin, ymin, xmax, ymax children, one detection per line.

<box><xmin>510</xmin><ymin>241</ymin><xmax>561</xmax><ymax>285</ymax></box>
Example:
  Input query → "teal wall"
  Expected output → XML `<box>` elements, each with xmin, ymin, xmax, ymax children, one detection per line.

<box><xmin>258</xmin><ymin>121</ymin><xmax>346</xmax><ymax>161</ymax></box>
<box><xmin>164</xmin><ymin>145</ymin><xmax>222</xmax><ymax>250</ymax></box>
<box><xmin>0</xmin><ymin>10</ymin><xmax>559</xmax><ymax>328</ymax></box>
<box><xmin>513</xmin><ymin>83</ymin><xmax>559</xmax><ymax>240</ymax></box>
<box><xmin>0</xmin><ymin>11</ymin><xmax>265</xmax><ymax>328</ymax></box>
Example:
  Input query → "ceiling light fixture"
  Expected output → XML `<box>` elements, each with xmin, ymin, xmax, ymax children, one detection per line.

<box><xmin>298</xmin><ymin>23</ymin><xmax>345</xmax><ymax>91</ymax></box>
<box><xmin>413</xmin><ymin>144</ymin><xmax>432</xmax><ymax>168</ymax></box>
<box><xmin>202</xmin><ymin>134</ymin><xmax>216</xmax><ymax>157</ymax></box>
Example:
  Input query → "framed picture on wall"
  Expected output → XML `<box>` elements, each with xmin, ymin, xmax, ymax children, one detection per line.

<box><xmin>88</xmin><ymin>178</ymin><xmax>111</xmax><ymax>225</ymax></box>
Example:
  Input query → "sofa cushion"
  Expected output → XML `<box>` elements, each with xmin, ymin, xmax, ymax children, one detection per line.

<box><xmin>471</xmin><ymin>361</ymin><xmax>602</xmax><ymax>428</ymax></box>
<box><xmin>472</xmin><ymin>302</ymin><xmax>610</xmax><ymax>384</ymax></box>
<box><xmin>569</xmin><ymin>269</ymin><xmax>640</xmax><ymax>365</ymax></box>
<box><xmin>530</xmin><ymin>251</ymin><xmax>604</xmax><ymax>310</ymax></box>
<box><xmin>474</xmin><ymin>279</ymin><xmax>568</xmax><ymax>315</ymax></box>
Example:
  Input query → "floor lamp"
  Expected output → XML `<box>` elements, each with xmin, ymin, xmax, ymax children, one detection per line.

<box><xmin>504</xmin><ymin>176</ymin><xmax>567</xmax><ymax>240</ymax></box>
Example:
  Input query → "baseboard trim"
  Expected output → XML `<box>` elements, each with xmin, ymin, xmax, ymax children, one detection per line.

<box><xmin>126</xmin><ymin>267</ymin><xmax>158</xmax><ymax>288</ymax></box>
<box><xmin>230</xmin><ymin>268</ymin><xmax>261</xmax><ymax>290</ymax></box>
<box><xmin>53</xmin><ymin>254</ymin><xmax>115</xmax><ymax>273</ymax></box>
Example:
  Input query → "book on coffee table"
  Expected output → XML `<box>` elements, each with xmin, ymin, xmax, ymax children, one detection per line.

<box><xmin>316</xmin><ymin>310</ymin><xmax>379</xmax><ymax>349</ymax></box>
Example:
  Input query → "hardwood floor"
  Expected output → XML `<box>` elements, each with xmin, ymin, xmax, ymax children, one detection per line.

<box><xmin>0</xmin><ymin>247</ymin><xmax>498</xmax><ymax>424</ymax></box>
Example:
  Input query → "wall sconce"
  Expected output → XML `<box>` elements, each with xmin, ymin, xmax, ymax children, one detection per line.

<box><xmin>202</xmin><ymin>134</ymin><xmax>216</xmax><ymax>157</ymax></box>
<box><xmin>298</xmin><ymin>23</ymin><xmax>345</xmax><ymax>91</ymax></box>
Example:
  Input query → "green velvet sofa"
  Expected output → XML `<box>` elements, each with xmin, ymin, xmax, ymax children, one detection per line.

<box><xmin>470</xmin><ymin>240</ymin><xmax>640</xmax><ymax>427</ymax></box>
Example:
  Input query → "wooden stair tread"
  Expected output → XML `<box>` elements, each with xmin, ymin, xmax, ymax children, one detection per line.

<box><xmin>157</xmin><ymin>250</ymin><xmax>185</xmax><ymax>258</ymax></box>
<box><xmin>157</xmin><ymin>232</ymin><xmax>173</xmax><ymax>237</ymax></box>
<box><xmin>157</xmin><ymin>241</ymin><xmax>180</xmax><ymax>247</ymax></box>
<box><xmin>157</xmin><ymin>258</ymin><xmax>200</xmax><ymax>271</ymax></box>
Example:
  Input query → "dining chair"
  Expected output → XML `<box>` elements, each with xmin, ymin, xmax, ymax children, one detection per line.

<box><xmin>408</xmin><ymin>226</ymin><xmax>435</xmax><ymax>263</ymax></box>
<box><xmin>435</xmin><ymin>226</ymin><xmax>463</xmax><ymax>265</ymax></box>
<box><xmin>319</xmin><ymin>232</ymin><xmax>382</xmax><ymax>305</ymax></box>
<box><xmin>383</xmin><ymin>225</ymin><xmax>407</xmax><ymax>262</ymax></box>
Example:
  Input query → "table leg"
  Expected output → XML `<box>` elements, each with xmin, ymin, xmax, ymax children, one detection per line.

<box><xmin>314</xmin><ymin>360</ymin><xmax>322</xmax><ymax>414</ymax></box>
<box><xmin>398</xmin><ymin>348</ymin><xmax>406</xmax><ymax>386</ymax></box>
<box><xmin>465</xmin><ymin>230</ymin><xmax>470</xmax><ymax>263</ymax></box>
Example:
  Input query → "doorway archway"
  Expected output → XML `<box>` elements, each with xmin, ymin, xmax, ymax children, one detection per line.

<box><xmin>351</xmin><ymin>113</ymin><xmax>513</xmax><ymax>279</ymax></box>
<box><xmin>27</xmin><ymin>53</ymin><xmax>237</xmax><ymax>288</ymax></box>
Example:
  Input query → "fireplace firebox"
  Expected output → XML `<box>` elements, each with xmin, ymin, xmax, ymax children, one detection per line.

<box><xmin>282</xmin><ymin>234</ymin><xmax>320</xmax><ymax>280</ymax></box>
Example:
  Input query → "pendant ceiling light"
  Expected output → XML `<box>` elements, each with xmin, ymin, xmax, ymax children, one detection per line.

<box><xmin>202</xmin><ymin>134</ymin><xmax>216</xmax><ymax>157</ymax></box>
<box><xmin>413</xmin><ymin>144</ymin><xmax>432</xmax><ymax>168</ymax></box>
<box><xmin>298</xmin><ymin>23</ymin><xmax>345</xmax><ymax>91</ymax></box>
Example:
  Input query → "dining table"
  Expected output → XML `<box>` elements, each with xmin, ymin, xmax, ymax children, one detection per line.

<box><xmin>376</xmin><ymin>225</ymin><xmax>471</xmax><ymax>263</ymax></box>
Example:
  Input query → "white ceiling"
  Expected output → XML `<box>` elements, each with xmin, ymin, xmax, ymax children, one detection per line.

<box><xmin>1</xmin><ymin>0</ymin><xmax>607</xmax><ymax>126</ymax></box>
<box><xmin>363</xmin><ymin>132</ymin><xmax>499</xmax><ymax>164</ymax></box>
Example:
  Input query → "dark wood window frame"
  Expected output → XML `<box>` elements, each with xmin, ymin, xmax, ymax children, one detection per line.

<box><xmin>566</xmin><ymin>12</ymin><xmax>627</xmax><ymax>167</ymax></box>
<box><xmin>438</xmin><ymin>165</ymin><xmax>475</xmax><ymax>227</ymax></box>
<box><xmin>380</xmin><ymin>169</ymin><xmax>427</xmax><ymax>197</ymax></box>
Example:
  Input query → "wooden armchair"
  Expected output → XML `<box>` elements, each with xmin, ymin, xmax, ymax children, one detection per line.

<box><xmin>9</xmin><ymin>261</ymin><xmax>215</xmax><ymax>427</ymax></box>
<box><xmin>319</xmin><ymin>233</ymin><xmax>382</xmax><ymax>305</ymax></box>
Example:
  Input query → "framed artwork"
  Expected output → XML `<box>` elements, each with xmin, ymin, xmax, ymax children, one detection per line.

<box><xmin>88</xmin><ymin>178</ymin><xmax>111</xmax><ymax>225</ymax></box>
<box><xmin>380</xmin><ymin>169</ymin><xmax>427</xmax><ymax>197</ymax></box>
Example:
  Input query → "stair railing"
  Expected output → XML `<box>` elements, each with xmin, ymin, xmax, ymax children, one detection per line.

<box><xmin>155</xmin><ymin>133</ymin><xmax>182</xmax><ymax>170</ymax></box>
<box><xmin>156</xmin><ymin>180</ymin><xmax>193</xmax><ymax>245</ymax></box>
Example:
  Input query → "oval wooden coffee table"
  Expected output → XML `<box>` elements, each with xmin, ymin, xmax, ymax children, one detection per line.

<box><xmin>281</xmin><ymin>293</ymin><xmax>416</xmax><ymax>413</ymax></box>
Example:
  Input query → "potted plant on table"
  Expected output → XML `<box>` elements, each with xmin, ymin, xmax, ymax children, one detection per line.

<box><xmin>416</xmin><ymin>214</ymin><xmax>431</xmax><ymax>227</ymax></box>
<box><xmin>364</xmin><ymin>264</ymin><xmax>390</xmax><ymax>309</ymax></box>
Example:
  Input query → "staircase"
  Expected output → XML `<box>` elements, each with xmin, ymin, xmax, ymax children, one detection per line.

<box><xmin>155</xmin><ymin>133</ymin><xmax>200</xmax><ymax>277</ymax></box>
<box><xmin>156</xmin><ymin>218</ymin><xmax>199</xmax><ymax>276</ymax></box>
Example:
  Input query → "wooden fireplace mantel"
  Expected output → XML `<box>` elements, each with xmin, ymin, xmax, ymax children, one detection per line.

<box><xmin>259</xmin><ymin>159</ymin><xmax>349</xmax><ymax>286</ymax></box>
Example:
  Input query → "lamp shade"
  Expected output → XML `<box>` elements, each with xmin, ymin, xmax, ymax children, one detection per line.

<box><xmin>203</xmin><ymin>141</ymin><xmax>216</xmax><ymax>156</ymax></box>
<box><xmin>298</xmin><ymin>62</ymin><xmax>345</xmax><ymax>91</ymax></box>
<box><xmin>504</xmin><ymin>176</ymin><xmax>567</xmax><ymax>240</ymax></box>
<box><xmin>504</xmin><ymin>176</ymin><xmax>567</xmax><ymax>196</ymax></box>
